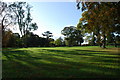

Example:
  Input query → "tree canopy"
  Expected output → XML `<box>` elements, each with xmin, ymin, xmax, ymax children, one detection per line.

<box><xmin>61</xmin><ymin>26</ymin><xmax>84</xmax><ymax>46</ymax></box>
<box><xmin>77</xmin><ymin>2</ymin><xmax>120</xmax><ymax>48</ymax></box>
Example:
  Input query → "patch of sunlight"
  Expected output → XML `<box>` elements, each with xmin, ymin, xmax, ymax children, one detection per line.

<box><xmin>52</xmin><ymin>55</ymin><xmax>68</xmax><ymax>59</ymax></box>
<box><xmin>2</xmin><ymin>58</ymin><xmax>7</xmax><ymax>61</ymax></box>
<box><xmin>38</xmin><ymin>58</ymin><xmax>67</xmax><ymax>66</ymax></box>
<box><xmin>80</xmin><ymin>55</ymin><xmax>94</xmax><ymax>58</ymax></box>
<box><xmin>52</xmin><ymin>55</ymin><xmax>85</xmax><ymax>63</ymax></box>
<box><xmin>98</xmin><ymin>64</ymin><xmax>120</xmax><ymax>69</ymax></box>
<box><xmin>91</xmin><ymin>53</ymin><xmax>118</xmax><ymax>57</ymax></box>
<box><xmin>2</xmin><ymin>55</ymin><xmax>7</xmax><ymax>60</ymax></box>
<box><xmin>89</xmin><ymin>60</ymin><xmax>119</xmax><ymax>65</ymax></box>
<box><xmin>88</xmin><ymin>61</ymin><xmax>104</xmax><ymax>64</ymax></box>
<box><xmin>80</xmin><ymin>67</ymin><xmax>116</xmax><ymax>76</ymax></box>
<box><xmin>14</xmin><ymin>59</ymin><xmax>36</xmax><ymax>68</ymax></box>
<box><xmin>30</xmin><ymin>49</ymin><xmax>55</xmax><ymax>55</ymax></box>
<box><xmin>100</xmin><ymin>48</ymin><xmax>119</xmax><ymax>53</ymax></box>
<box><xmin>88</xmin><ymin>62</ymin><xmax>120</xmax><ymax>71</ymax></box>
<box><xmin>40</xmin><ymin>59</ymin><xmax>55</xmax><ymax>64</ymax></box>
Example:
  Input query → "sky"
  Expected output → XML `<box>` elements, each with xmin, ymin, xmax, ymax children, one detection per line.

<box><xmin>26</xmin><ymin>2</ymin><xmax>82</xmax><ymax>39</ymax></box>
<box><xmin>10</xmin><ymin>2</ymin><xmax>87</xmax><ymax>43</ymax></box>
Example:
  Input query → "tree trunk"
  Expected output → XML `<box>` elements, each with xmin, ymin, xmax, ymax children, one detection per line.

<box><xmin>80</xmin><ymin>42</ymin><xmax>81</xmax><ymax>46</ymax></box>
<box><xmin>102</xmin><ymin>34</ymin><xmax>106</xmax><ymax>48</ymax></box>
<box><xmin>96</xmin><ymin>33</ymin><xmax>101</xmax><ymax>47</ymax></box>
<box><xmin>92</xmin><ymin>32</ymin><xmax>96</xmax><ymax>46</ymax></box>
<box><xmin>77</xmin><ymin>41</ymin><xmax>79</xmax><ymax>46</ymax></box>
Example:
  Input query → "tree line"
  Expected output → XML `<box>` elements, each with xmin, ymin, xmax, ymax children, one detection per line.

<box><xmin>1</xmin><ymin>1</ymin><xmax>120</xmax><ymax>48</ymax></box>
<box><xmin>3</xmin><ymin>30</ymin><xmax>54</xmax><ymax>47</ymax></box>
<box><xmin>2</xmin><ymin>28</ymin><xmax>84</xmax><ymax>47</ymax></box>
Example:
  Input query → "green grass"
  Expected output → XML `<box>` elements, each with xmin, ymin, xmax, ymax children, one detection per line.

<box><xmin>2</xmin><ymin>46</ymin><xmax>120</xmax><ymax>78</ymax></box>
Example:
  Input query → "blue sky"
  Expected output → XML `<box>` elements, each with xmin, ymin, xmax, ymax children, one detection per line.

<box><xmin>27</xmin><ymin>2</ymin><xmax>82</xmax><ymax>39</ymax></box>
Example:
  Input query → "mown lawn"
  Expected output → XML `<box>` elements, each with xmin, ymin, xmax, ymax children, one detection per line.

<box><xmin>2</xmin><ymin>46</ymin><xmax>120</xmax><ymax>78</ymax></box>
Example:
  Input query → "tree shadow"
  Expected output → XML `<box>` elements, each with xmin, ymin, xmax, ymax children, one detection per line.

<box><xmin>44</xmin><ymin>49</ymin><xmax>120</xmax><ymax>62</ymax></box>
<box><xmin>40</xmin><ymin>49</ymin><xmax>120</xmax><ymax>75</ymax></box>
<box><xmin>41</xmin><ymin>49</ymin><xmax>107</xmax><ymax>56</ymax></box>
<box><xmin>2</xmin><ymin>48</ymin><xmax>120</xmax><ymax>78</ymax></box>
<box><xmin>43</xmin><ymin>49</ymin><xmax>120</xmax><ymax>56</ymax></box>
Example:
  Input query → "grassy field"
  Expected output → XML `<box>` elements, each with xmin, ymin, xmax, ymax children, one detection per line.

<box><xmin>2</xmin><ymin>46</ymin><xmax>120</xmax><ymax>78</ymax></box>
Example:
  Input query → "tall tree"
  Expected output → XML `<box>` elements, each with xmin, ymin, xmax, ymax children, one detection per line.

<box><xmin>42</xmin><ymin>31</ymin><xmax>53</xmax><ymax>39</ymax></box>
<box><xmin>0</xmin><ymin>2</ymin><xmax>14</xmax><ymax>47</ymax></box>
<box><xmin>61</xmin><ymin>26</ymin><xmax>75</xmax><ymax>46</ymax></box>
<box><xmin>42</xmin><ymin>31</ymin><xmax>53</xmax><ymax>46</ymax></box>
<box><xmin>9</xmin><ymin>2</ymin><xmax>37</xmax><ymax>36</ymax></box>
<box><xmin>0</xmin><ymin>1</ymin><xmax>16</xmax><ymax>34</ymax></box>
<box><xmin>9</xmin><ymin>2</ymin><xmax>26</xmax><ymax>36</ymax></box>
<box><xmin>72</xmin><ymin>29</ymin><xmax>84</xmax><ymax>46</ymax></box>
<box><xmin>61</xmin><ymin>26</ymin><xmax>83</xmax><ymax>46</ymax></box>
<box><xmin>77</xmin><ymin>2</ymin><xmax>120</xmax><ymax>48</ymax></box>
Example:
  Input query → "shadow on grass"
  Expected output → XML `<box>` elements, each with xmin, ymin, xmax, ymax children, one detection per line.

<box><xmin>45</xmin><ymin>49</ymin><xmax>120</xmax><ymax>62</ymax></box>
<box><xmin>2</xmin><ymin>48</ymin><xmax>120</xmax><ymax>78</ymax></box>
<box><xmin>44</xmin><ymin>49</ymin><xmax>120</xmax><ymax>55</ymax></box>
